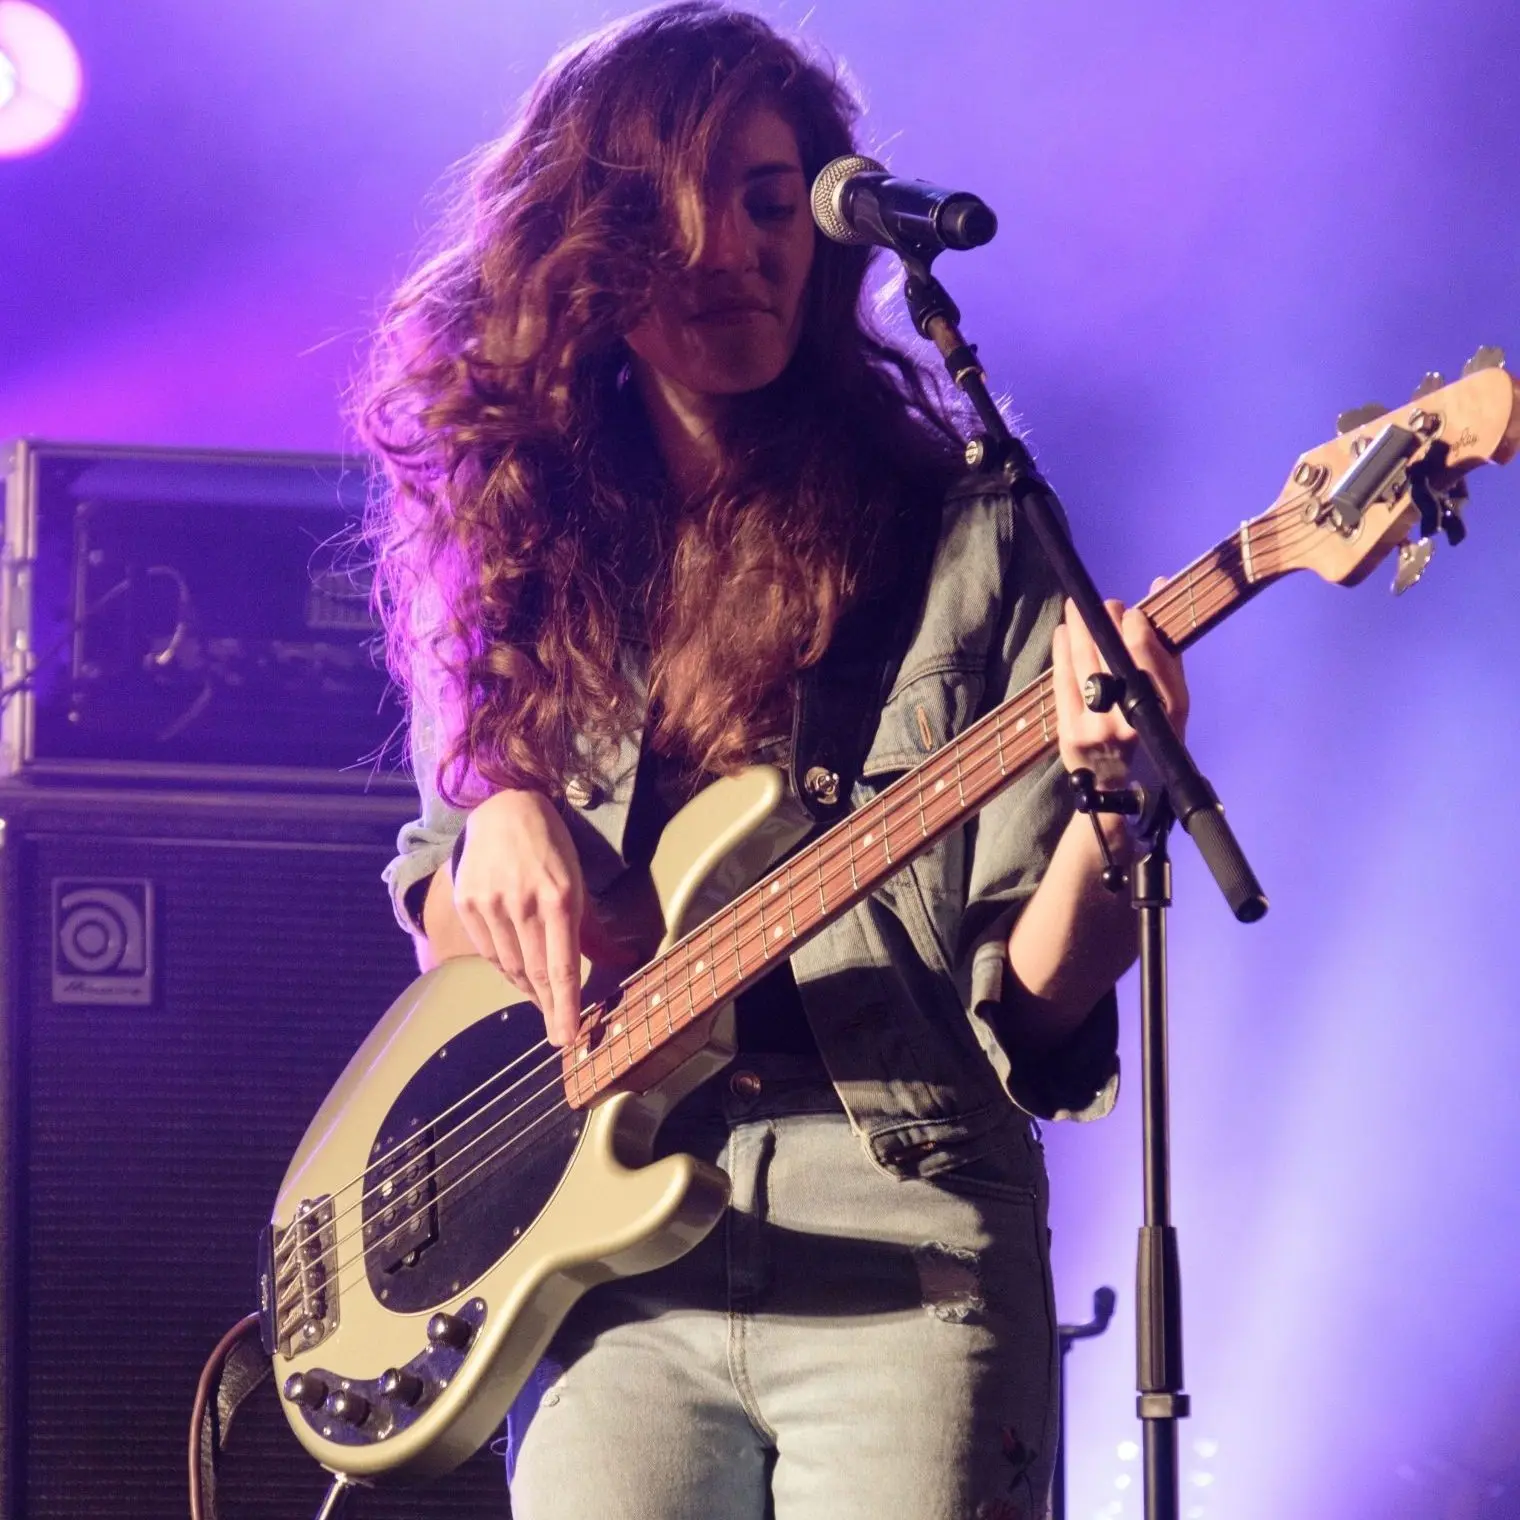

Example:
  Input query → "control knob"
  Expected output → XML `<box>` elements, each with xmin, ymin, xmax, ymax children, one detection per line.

<box><xmin>325</xmin><ymin>1387</ymin><xmax>372</xmax><ymax>1427</ymax></box>
<box><xmin>379</xmin><ymin>1367</ymin><xmax>426</xmax><ymax>1406</ymax></box>
<box><xmin>426</xmin><ymin>1311</ymin><xmax>474</xmax><ymax>1350</ymax></box>
<box><xmin>282</xmin><ymin>1372</ymin><xmax>328</xmax><ymax>1410</ymax></box>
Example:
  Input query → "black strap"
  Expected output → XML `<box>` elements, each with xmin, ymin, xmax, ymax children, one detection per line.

<box><xmin>790</xmin><ymin>500</ymin><xmax>943</xmax><ymax>823</ymax></box>
<box><xmin>195</xmin><ymin>1321</ymin><xmax>272</xmax><ymax>1520</ymax></box>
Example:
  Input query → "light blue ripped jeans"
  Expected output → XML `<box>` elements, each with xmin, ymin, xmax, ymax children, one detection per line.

<box><xmin>506</xmin><ymin>1053</ymin><xmax>1059</xmax><ymax>1520</ymax></box>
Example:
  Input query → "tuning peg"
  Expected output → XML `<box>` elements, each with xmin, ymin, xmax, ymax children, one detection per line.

<box><xmin>1461</xmin><ymin>345</ymin><xmax>1506</xmax><ymax>376</ymax></box>
<box><xmin>1411</xmin><ymin>471</ymin><xmax>1469</xmax><ymax>547</ymax></box>
<box><xmin>1336</xmin><ymin>402</ymin><xmax>1389</xmax><ymax>435</ymax></box>
<box><xmin>1392</xmin><ymin>537</ymin><xmax>1435</xmax><ymax>596</ymax></box>
<box><xmin>1410</xmin><ymin>473</ymin><xmax>1443</xmax><ymax>537</ymax></box>
<box><xmin>1411</xmin><ymin>371</ymin><xmax>1445</xmax><ymax>399</ymax></box>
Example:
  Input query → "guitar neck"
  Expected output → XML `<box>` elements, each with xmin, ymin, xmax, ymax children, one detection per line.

<box><xmin>562</xmin><ymin>501</ymin><xmax>1293</xmax><ymax>1107</ymax></box>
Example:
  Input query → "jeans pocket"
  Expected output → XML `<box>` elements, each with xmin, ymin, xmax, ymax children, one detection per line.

<box><xmin>929</xmin><ymin>1156</ymin><xmax>1039</xmax><ymax>1206</ymax></box>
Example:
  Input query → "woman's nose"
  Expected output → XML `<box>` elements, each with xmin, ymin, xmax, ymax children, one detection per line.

<box><xmin>695</xmin><ymin>199</ymin><xmax>759</xmax><ymax>273</ymax></box>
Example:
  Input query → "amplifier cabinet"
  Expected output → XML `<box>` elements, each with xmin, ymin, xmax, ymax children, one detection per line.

<box><xmin>0</xmin><ymin>783</ymin><xmax>507</xmax><ymax>1518</ymax></box>
<box><xmin>0</xmin><ymin>440</ymin><xmax>409</xmax><ymax>790</ymax></box>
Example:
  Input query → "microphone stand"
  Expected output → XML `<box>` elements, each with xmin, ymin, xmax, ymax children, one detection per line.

<box><xmin>890</xmin><ymin>250</ymin><xmax>1268</xmax><ymax>1520</ymax></box>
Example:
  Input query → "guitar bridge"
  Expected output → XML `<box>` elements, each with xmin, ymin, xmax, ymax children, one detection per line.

<box><xmin>266</xmin><ymin>1196</ymin><xmax>340</xmax><ymax>1357</ymax></box>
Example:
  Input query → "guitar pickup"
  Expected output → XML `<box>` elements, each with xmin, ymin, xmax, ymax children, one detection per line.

<box><xmin>363</xmin><ymin>1128</ymin><xmax>439</xmax><ymax>1274</ymax></box>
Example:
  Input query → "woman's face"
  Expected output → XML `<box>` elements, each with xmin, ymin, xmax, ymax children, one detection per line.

<box><xmin>625</xmin><ymin>103</ymin><xmax>817</xmax><ymax>404</ymax></box>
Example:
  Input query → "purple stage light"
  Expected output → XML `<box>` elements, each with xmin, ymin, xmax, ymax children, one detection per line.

<box><xmin>0</xmin><ymin>1</ymin><xmax>82</xmax><ymax>158</ymax></box>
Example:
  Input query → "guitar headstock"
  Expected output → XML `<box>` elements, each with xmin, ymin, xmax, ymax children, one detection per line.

<box><xmin>1254</xmin><ymin>351</ymin><xmax>1519</xmax><ymax>588</ymax></box>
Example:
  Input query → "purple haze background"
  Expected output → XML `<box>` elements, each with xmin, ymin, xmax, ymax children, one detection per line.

<box><xmin>3</xmin><ymin>3</ymin><xmax>1518</xmax><ymax>1515</ymax></box>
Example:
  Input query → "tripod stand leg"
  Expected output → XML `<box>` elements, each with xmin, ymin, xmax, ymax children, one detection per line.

<box><xmin>312</xmin><ymin>1474</ymin><xmax>359</xmax><ymax>1520</ymax></box>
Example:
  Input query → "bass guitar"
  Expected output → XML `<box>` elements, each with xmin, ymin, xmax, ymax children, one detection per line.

<box><xmin>260</xmin><ymin>355</ymin><xmax>1519</xmax><ymax>1480</ymax></box>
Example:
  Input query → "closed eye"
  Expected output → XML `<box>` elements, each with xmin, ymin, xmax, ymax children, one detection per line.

<box><xmin>746</xmin><ymin>197</ymin><xmax>799</xmax><ymax>225</ymax></box>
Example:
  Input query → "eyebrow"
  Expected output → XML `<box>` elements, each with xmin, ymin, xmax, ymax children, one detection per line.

<box><xmin>743</xmin><ymin>162</ymin><xmax>805</xmax><ymax>183</ymax></box>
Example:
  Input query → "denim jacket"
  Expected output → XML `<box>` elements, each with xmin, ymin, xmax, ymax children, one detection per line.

<box><xmin>383</xmin><ymin>479</ymin><xmax>1119</xmax><ymax>1183</ymax></box>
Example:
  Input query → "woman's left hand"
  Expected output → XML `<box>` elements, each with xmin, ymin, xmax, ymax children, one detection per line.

<box><xmin>1049</xmin><ymin>587</ymin><xmax>1189</xmax><ymax>788</ymax></box>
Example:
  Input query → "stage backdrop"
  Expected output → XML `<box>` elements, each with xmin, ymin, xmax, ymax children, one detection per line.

<box><xmin>3</xmin><ymin>3</ymin><xmax>1518</xmax><ymax>1516</ymax></box>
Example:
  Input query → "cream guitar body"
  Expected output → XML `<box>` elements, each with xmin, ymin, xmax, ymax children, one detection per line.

<box><xmin>262</xmin><ymin>765</ymin><xmax>811</xmax><ymax>1479</ymax></box>
<box><xmin>261</xmin><ymin>362</ymin><xmax>1519</xmax><ymax>1484</ymax></box>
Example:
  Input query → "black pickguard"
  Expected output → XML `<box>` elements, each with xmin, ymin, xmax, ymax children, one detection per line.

<box><xmin>362</xmin><ymin>1002</ymin><xmax>583</xmax><ymax>1312</ymax></box>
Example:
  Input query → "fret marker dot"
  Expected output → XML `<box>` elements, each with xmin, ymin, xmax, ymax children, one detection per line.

<box><xmin>773</xmin><ymin>926</ymin><xmax>784</xmax><ymax>940</ymax></box>
<box><xmin>1015</xmin><ymin>717</ymin><xmax>1027</xmax><ymax>732</ymax></box>
<box><xmin>694</xmin><ymin>959</ymin><xmax>705</xmax><ymax>973</ymax></box>
<box><xmin>611</xmin><ymin>1022</ymin><xmax>623</xmax><ymax>1036</ymax></box>
<box><xmin>770</xmin><ymin>882</ymin><xmax>780</xmax><ymax>895</ymax></box>
<box><xmin>576</xmin><ymin>1046</ymin><xmax>589</xmax><ymax>1063</ymax></box>
<box><xmin>863</xmin><ymin>832</ymin><xmax>874</xmax><ymax>846</ymax></box>
<box><xmin>650</xmin><ymin>991</ymin><xmax>662</xmax><ymax>1006</ymax></box>
<box><xmin>934</xmin><ymin>779</ymin><xmax>946</xmax><ymax>794</ymax></box>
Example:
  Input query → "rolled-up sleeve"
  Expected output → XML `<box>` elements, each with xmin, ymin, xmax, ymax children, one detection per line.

<box><xmin>955</xmin><ymin>502</ymin><xmax>1120</xmax><ymax>1123</ymax></box>
<box><xmin>382</xmin><ymin>704</ymin><xmax>467</xmax><ymax>934</ymax></box>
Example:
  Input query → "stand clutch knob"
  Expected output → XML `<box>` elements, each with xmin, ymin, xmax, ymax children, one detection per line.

<box><xmin>1082</xmin><ymin>672</ymin><xmax>1125</xmax><ymax>713</ymax></box>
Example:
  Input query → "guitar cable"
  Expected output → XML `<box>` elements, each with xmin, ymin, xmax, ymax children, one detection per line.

<box><xmin>188</xmin><ymin>1311</ymin><xmax>261</xmax><ymax>1520</ymax></box>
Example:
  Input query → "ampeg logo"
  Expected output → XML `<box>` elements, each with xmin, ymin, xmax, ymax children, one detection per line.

<box><xmin>52</xmin><ymin>880</ymin><xmax>155</xmax><ymax>1006</ymax></box>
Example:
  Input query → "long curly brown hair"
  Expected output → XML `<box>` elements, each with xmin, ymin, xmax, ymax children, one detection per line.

<box><xmin>359</xmin><ymin>1</ymin><xmax>962</xmax><ymax>806</ymax></box>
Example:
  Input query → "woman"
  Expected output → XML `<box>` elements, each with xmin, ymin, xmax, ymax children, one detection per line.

<box><xmin>362</xmin><ymin>4</ymin><xmax>1186</xmax><ymax>1516</ymax></box>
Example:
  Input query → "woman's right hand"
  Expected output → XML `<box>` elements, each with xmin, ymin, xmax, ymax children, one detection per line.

<box><xmin>450</xmin><ymin>788</ymin><xmax>586</xmax><ymax>1048</ymax></box>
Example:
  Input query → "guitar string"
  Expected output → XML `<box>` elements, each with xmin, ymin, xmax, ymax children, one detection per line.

<box><xmin>281</xmin><ymin>667</ymin><xmax>1048</xmax><ymax>1309</ymax></box>
<box><xmin>277</xmin><ymin>497</ymin><xmax>1341</xmax><ymax>1313</ymax></box>
<box><xmin>300</xmin><ymin>434</ymin><xmax>1450</xmax><ymax>1240</ymax></box>
<box><xmin>276</xmin><ymin>496</ymin><xmax>1331</xmax><ymax>1311</ymax></box>
<box><xmin>301</xmin><ymin>502</ymin><xmax>1281</xmax><ymax>1311</ymax></box>
<box><xmin>287</xmin><ymin>650</ymin><xmax>1077</xmax><ymax>1295</ymax></box>
<box><xmin>277</xmin><ymin>494</ymin><xmax>1329</xmax><ymax>1311</ymax></box>
<box><xmin>270</xmin><ymin>1033</ymin><xmax>569</xmax><ymax>1281</ymax></box>
<box><xmin>301</xmin><ymin>1078</ymin><xmax>586</xmax><ymax>1328</ymax></box>
<box><xmin>295</xmin><ymin>499</ymin><xmax>1397</xmax><ymax>1327</ymax></box>
<box><xmin>291</xmin><ymin>662</ymin><xmax>1063</xmax><ymax>1309</ymax></box>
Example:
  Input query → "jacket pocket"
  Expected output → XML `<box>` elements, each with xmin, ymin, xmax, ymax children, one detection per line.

<box><xmin>859</xmin><ymin>661</ymin><xmax>986</xmax><ymax>783</ymax></box>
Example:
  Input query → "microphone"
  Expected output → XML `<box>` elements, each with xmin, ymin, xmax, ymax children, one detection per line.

<box><xmin>810</xmin><ymin>154</ymin><xmax>997</xmax><ymax>257</ymax></box>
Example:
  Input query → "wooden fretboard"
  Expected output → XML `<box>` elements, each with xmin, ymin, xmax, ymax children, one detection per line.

<box><xmin>563</xmin><ymin>502</ymin><xmax>1292</xmax><ymax>1107</ymax></box>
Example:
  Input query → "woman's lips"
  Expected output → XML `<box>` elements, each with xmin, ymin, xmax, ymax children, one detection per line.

<box><xmin>691</xmin><ymin>302</ymin><xmax>774</xmax><ymax>323</ymax></box>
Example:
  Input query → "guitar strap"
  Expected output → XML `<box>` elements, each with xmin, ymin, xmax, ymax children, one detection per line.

<box><xmin>194</xmin><ymin>1317</ymin><xmax>273</xmax><ymax>1520</ymax></box>
<box><xmin>789</xmin><ymin>495</ymin><xmax>944</xmax><ymax>824</ymax></box>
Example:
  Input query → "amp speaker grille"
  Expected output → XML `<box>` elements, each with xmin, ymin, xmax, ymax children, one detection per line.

<box><xmin>0</xmin><ymin>788</ymin><xmax>508</xmax><ymax>1519</ymax></box>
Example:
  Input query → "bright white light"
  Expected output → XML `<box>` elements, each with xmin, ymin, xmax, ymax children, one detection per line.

<box><xmin>0</xmin><ymin>2</ymin><xmax>82</xmax><ymax>158</ymax></box>
<box><xmin>1114</xmin><ymin>1473</ymin><xmax>1132</xmax><ymax>1490</ymax></box>
<box><xmin>1186</xmin><ymin>1508</ymin><xmax>1207</xmax><ymax>1519</ymax></box>
<box><xmin>1192</xmin><ymin>1437</ymin><xmax>1220</xmax><ymax>1459</ymax></box>
<box><xmin>1189</xmin><ymin>1471</ymin><xmax>1217</xmax><ymax>1487</ymax></box>
<box><xmin>1116</xmin><ymin>1439</ymin><xmax>1141</xmax><ymax>1461</ymax></box>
